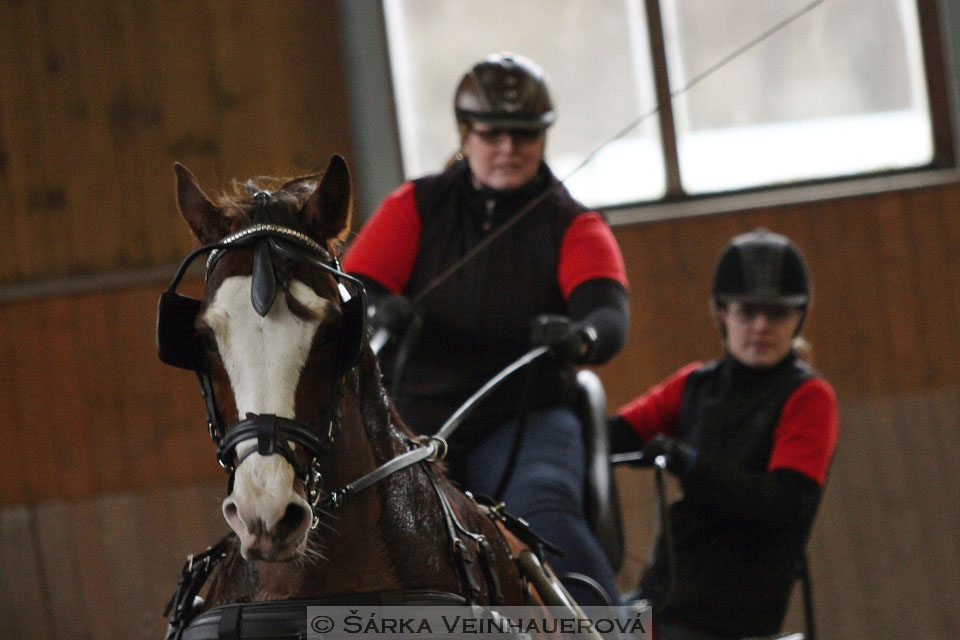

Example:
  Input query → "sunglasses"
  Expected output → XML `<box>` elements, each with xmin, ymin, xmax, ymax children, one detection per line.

<box><xmin>469</xmin><ymin>126</ymin><xmax>544</xmax><ymax>145</ymax></box>
<box><xmin>729</xmin><ymin>303</ymin><xmax>800</xmax><ymax>323</ymax></box>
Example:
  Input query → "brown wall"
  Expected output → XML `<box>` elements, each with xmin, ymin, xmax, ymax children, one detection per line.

<box><xmin>0</xmin><ymin>1</ymin><xmax>353</xmax><ymax>638</ymax></box>
<box><xmin>1</xmin><ymin>1</ymin><xmax>958</xmax><ymax>639</ymax></box>
<box><xmin>0</xmin><ymin>0</ymin><xmax>351</xmax><ymax>286</ymax></box>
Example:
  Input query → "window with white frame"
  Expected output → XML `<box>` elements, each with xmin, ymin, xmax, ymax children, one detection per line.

<box><xmin>382</xmin><ymin>0</ymin><xmax>938</xmax><ymax>208</ymax></box>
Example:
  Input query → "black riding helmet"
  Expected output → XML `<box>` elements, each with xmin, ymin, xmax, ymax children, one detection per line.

<box><xmin>454</xmin><ymin>52</ymin><xmax>556</xmax><ymax>129</ymax></box>
<box><xmin>712</xmin><ymin>228</ymin><xmax>811</xmax><ymax>308</ymax></box>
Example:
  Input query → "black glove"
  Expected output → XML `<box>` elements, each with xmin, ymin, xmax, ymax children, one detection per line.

<box><xmin>367</xmin><ymin>295</ymin><xmax>413</xmax><ymax>344</ymax></box>
<box><xmin>608</xmin><ymin>415</ymin><xmax>645</xmax><ymax>455</ymax></box>
<box><xmin>529</xmin><ymin>314</ymin><xmax>597</xmax><ymax>364</ymax></box>
<box><xmin>643</xmin><ymin>434</ymin><xmax>698</xmax><ymax>477</ymax></box>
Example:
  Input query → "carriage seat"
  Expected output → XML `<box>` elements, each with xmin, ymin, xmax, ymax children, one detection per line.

<box><xmin>574</xmin><ymin>369</ymin><xmax>624</xmax><ymax>571</ymax></box>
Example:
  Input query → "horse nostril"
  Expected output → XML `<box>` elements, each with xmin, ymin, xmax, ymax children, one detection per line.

<box><xmin>277</xmin><ymin>502</ymin><xmax>309</xmax><ymax>538</ymax></box>
<box><xmin>223</xmin><ymin>500</ymin><xmax>261</xmax><ymax>536</ymax></box>
<box><xmin>224</xmin><ymin>501</ymin><xmax>238</xmax><ymax>520</ymax></box>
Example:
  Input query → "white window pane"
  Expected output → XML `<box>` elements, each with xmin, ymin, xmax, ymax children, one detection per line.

<box><xmin>383</xmin><ymin>0</ymin><xmax>664</xmax><ymax>207</ymax></box>
<box><xmin>662</xmin><ymin>0</ymin><xmax>934</xmax><ymax>194</ymax></box>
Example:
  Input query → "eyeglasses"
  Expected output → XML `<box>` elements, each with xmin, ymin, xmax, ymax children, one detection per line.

<box><xmin>728</xmin><ymin>303</ymin><xmax>800</xmax><ymax>323</ymax></box>
<box><xmin>469</xmin><ymin>126</ymin><xmax>544</xmax><ymax>145</ymax></box>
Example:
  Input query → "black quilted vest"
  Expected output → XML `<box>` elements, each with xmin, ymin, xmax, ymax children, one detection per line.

<box><xmin>643</xmin><ymin>352</ymin><xmax>818</xmax><ymax>637</ymax></box>
<box><xmin>388</xmin><ymin>160</ymin><xmax>586</xmax><ymax>436</ymax></box>
<box><xmin>675</xmin><ymin>353</ymin><xmax>816</xmax><ymax>467</ymax></box>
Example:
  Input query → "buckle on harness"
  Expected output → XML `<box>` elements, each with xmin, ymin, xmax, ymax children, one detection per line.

<box><xmin>415</xmin><ymin>435</ymin><xmax>448</xmax><ymax>462</ymax></box>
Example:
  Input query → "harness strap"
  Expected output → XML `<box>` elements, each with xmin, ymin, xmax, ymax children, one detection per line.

<box><xmin>477</xmin><ymin>536</ymin><xmax>506</xmax><ymax>605</ymax></box>
<box><xmin>434</xmin><ymin>346</ymin><xmax>548</xmax><ymax>441</ymax></box>
<box><xmin>196</xmin><ymin>371</ymin><xmax>225</xmax><ymax>443</ymax></box>
<box><xmin>428</xmin><ymin>475</ymin><xmax>519</xmax><ymax>606</ymax></box>
<box><xmin>427</xmin><ymin>472</ymin><xmax>482</xmax><ymax>605</ymax></box>
<box><xmin>321</xmin><ymin>436</ymin><xmax>446</xmax><ymax>510</ymax></box>
<box><xmin>475</xmin><ymin>495</ymin><xmax>565</xmax><ymax>560</ymax></box>
<box><xmin>324</xmin><ymin>374</ymin><xmax>346</xmax><ymax>442</ymax></box>
<box><xmin>165</xmin><ymin>533</ymin><xmax>235</xmax><ymax>640</ymax></box>
<box><xmin>217</xmin><ymin>605</ymin><xmax>241</xmax><ymax>640</ymax></box>
<box><xmin>218</xmin><ymin>414</ymin><xmax>325</xmax><ymax>479</ymax></box>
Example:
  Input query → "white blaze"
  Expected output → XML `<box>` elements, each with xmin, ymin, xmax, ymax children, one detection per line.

<box><xmin>204</xmin><ymin>276</ymin><xmax>331</xmax><ymax>554</ymax></box>
<box><xmin>204</xmin><ymin>277</ymin><xmax>330</xmax><ymax>421</ymax></box>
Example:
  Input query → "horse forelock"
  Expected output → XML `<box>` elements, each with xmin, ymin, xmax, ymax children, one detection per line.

<box><xmin>215</xmin><ymin>174</ymin><xmax>323</xmax><ymax>234</ymax></box>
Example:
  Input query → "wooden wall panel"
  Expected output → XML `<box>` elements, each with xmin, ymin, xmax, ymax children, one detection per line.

<box><xmin>0</xmin><ymin>0</ymin><xmax>351</xmax><ymax>285</ymax></box>
<box><xmin>0</xmin><ymin>506</ymin><xmax>55</xmax><ymax>638</ymax></box>
<box><xmin>0</xmin><ymin>481</ymin><xmax>227</xmax><ymax>640</ymax></box>
<box><xmin>0</xmin><ymin>280</ymin><xmax>222</xmax><ymax>504</ymax></box>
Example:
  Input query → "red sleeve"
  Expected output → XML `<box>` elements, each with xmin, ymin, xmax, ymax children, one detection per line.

<box><xmin>342</xmin><ymin>182</ymin><xmax>421</xmax><ymax>294</ymax></box>
<box><xmin>768</xmin><ymin>378</ymin><xmax>839</xmax><ymax>486</ymax></box>
<box><xmin>616</xmin><ymin>362</ymin><xmax>702</xmax><ymax>441</ymax></box>
<box><xmin>557</xmin><ymin>212</ymin><xmax>628</xmax><ymax>299</ymax></box>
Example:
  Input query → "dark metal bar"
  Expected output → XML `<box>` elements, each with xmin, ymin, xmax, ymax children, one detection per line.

<box><xmin>644</xmin><ymin>0</ymin><xmax>684</xmax><ymax>198</ymax></box>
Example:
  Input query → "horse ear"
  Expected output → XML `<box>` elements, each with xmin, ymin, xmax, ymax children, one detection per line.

<box><xmin>301</xmin><ymin>155</ymin><xmax>352</xmax><ymax>242</ymax></box>
<box><xmin>174</xmin><ymin>163</ymin><xmax>232</xmax><ymax>243</ymax></box>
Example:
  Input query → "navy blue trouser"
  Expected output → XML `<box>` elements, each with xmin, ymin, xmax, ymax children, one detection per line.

<box><xmin>449</xmin><ymin>406</ymin><xmax>621</xmax><ymax>607</ymax></box>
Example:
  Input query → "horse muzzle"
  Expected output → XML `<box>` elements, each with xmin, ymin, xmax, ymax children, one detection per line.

<box><xmin>222</xmin><ymin>453</ymin><xmax>314</xmax><ymax>561</ymax></box>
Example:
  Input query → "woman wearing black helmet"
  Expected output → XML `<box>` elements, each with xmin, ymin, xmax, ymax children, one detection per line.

<box><xmin>344</xmin><ymin>53</ymin><xmax>629</xmax><ymax>606</ymax></box>
<box><xmin>610</xmin><ymin>229</ymin><xmax>838</xmax><ymax>639</ymax></box>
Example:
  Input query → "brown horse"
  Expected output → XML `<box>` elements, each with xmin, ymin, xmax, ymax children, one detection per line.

<box><xmin>159</xmin><ymin>156</ymin><xmax>584</xmax><ymax>639</ymax></box>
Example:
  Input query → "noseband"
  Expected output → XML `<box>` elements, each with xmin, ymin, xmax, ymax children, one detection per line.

<box><xmin>157</xmin><ymin>204</ymin><xmax>367</xmax><ymax>521</ymax></box>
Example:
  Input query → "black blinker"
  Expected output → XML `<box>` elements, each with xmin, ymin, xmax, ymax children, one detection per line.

<box><xmin>157</xmin><ymin>291</ymin><xmax>205</xmax><ymax>371</ymax></box>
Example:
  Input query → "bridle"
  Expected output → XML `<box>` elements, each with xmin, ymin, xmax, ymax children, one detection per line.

<box><xmin>156</xmin><ymin>195</ymin><xmax>368</xmax><ymax>521</ymax></box>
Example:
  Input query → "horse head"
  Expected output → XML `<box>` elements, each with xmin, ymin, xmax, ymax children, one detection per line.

<box><xmin>163</xmin><ymin>156</ymin><xmax>367</xmax><ymax>562</ymax></box>
<box><xmin>159</xmin><ymin>158</ymin><xmax>547</xmax><ymax>618</ymax></box>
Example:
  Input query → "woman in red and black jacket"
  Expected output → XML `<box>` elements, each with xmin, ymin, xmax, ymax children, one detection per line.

<box><xmin>610</xmin><ymin>229</ymin><xmax>838</xmax><ymax>639</ymax></box>
<box><xmin>344</xmin><ymin>53</ymin><xmax>629</xmax><ymax>606</ymax></box>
